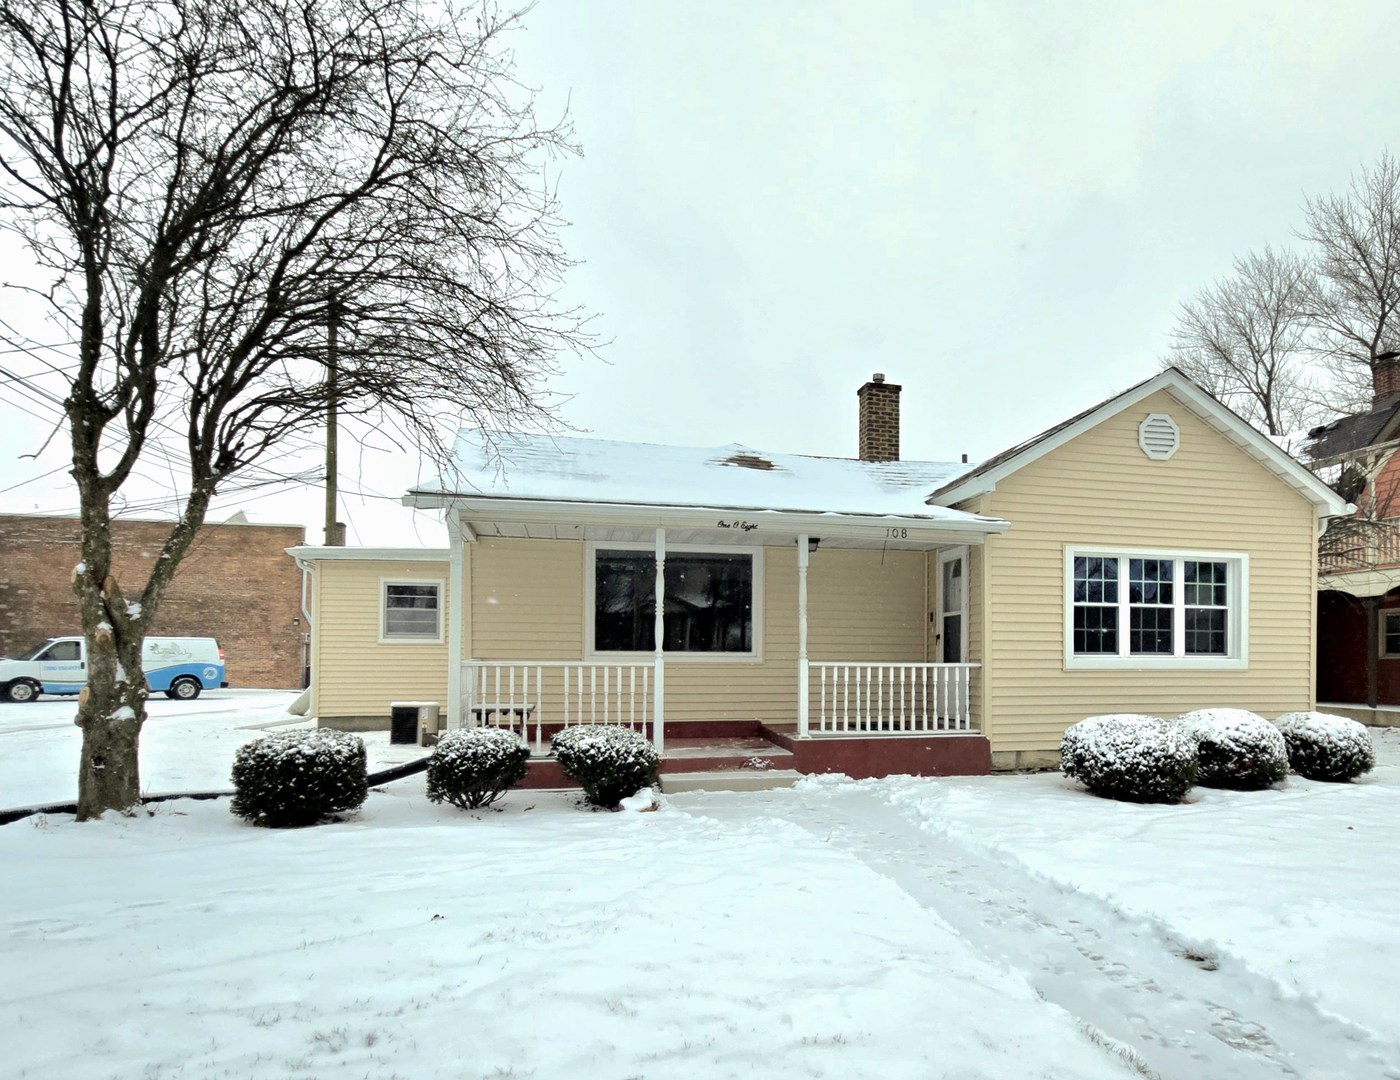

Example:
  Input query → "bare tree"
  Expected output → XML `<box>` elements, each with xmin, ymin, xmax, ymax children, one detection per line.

<box><xmin>0</xmin><ymin>0</ymin><xmax>588</xmax><ymax>818</ymax></box>
<box><xmin>1164</xmin><ymin>246</ymin><xmax>1321</xmax><ymax>434</ymax></box>
<box><xmin>1303</xmin><ymin>151</ymin><xmax>1400</xmax><ymax>400</ymax></box>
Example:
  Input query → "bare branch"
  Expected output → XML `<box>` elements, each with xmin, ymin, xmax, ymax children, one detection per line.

<box><xmin>0</xmin><ymin>0</ymin><xmax>591</xmax><ymax>817</ymax></box>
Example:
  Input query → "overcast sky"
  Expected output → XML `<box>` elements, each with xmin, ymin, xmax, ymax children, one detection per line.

<box><xmin>2</xmin><ymin>0</ymin><xmax>1398</xmax><ymax>546</ymax></box>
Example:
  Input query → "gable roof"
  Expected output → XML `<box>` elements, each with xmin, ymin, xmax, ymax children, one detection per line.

<box><xmin>926</xmin><ymin>367</ymin><xmax>1352</xmax><ymax>517</ymax></box>
<box><xmin>411</xmin><ymin>431</ymin><xmax>995</xmax><ymax>524</ymax></box>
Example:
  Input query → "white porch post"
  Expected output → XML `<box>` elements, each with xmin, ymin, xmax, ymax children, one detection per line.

<box><xmin>797</xmin><ymin>533</ymin><xmax>810</xmax><ymax>738</ymax></box>
<box><xmin>446</xmin><ymin>512</ymin><xmax>465</xmax><ymax>731</ymax></box>
<box><xmin>653</xmin><ymin>527</ymin><xmax>666</xmax><ymax>754</ymax></box>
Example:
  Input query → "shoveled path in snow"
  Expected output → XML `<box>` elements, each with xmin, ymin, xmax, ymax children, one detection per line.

<box><xmin>673</xmin><ymin>783</ymin><xmax>1400</xmax><ymax>1080</ymax></box>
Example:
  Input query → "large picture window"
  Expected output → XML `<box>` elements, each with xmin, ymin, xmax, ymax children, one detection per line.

<box><xmin>591</xmin><ymin>546</ymin><xmax>758</xmax><ymax>657</ymax></box>
<box><xmin>381</xmin><ymin>580</ymin><xmax>442</xmax><ymax>641</ymax></box>
<box><xmin>1066</xmin><ymin>549</ymin><xmax>1246</xmax><ymax>668</ymax></box>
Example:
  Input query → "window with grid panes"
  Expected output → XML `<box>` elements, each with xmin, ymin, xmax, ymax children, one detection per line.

<box><xmin>1068</xmin><ymin>550</ymin><xmax>1244</xmax><ymax>665</ymax></box>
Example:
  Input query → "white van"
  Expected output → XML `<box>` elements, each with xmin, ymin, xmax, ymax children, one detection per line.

<box><xmin>0</xmin><ymin>636</ymin><xmax>227</xmax><ymax>703</ymax></box>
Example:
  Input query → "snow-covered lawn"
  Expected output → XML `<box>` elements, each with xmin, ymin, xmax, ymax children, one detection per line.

<box><xmin>0</xmin><ymin>689</ymin><xmax>425</xmax><ymax>809</ymax></box>
<box><xmin>2</xmin><ymin>718</ymin><xmax>1397</xmax><ymax>1078</ymax></box>
<box><xmin>885</xmin><ymin>727</ymin><xmax>1400</xmax><ymax>1048</ymax></box>
<box><xmin>5</xmin><ymin>783</ymin><xmax>1137</xmax><ymax>1080</ymax></box>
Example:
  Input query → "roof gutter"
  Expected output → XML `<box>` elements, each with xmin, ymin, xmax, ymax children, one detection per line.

<box><xmin>403</xmin><ymin>493</ymin><xmax>1010</xmax><ymax>541</ymax></box>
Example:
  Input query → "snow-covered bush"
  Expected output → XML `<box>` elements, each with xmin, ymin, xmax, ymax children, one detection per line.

<box><xmin>551</xmin><ymin>725</ymin><xmax>659</xmax><ymax>809</ymax></box>
<box><xmin>1061</xmin><ymin>714</ymin><xmax>1197</xmax><ymax>804</ymax></box>
<box><xmin>1174</xmin><ymin>708</ymin><xmax>1288</xmax><ymax>790</ymax></box>
<box><xmin>1274</xmin><ymin>712</ymin><xmax>1375</xmax><ymax>782</ymax></box>
<box><xmin>426</xmin><ymin>728</ymin><xmax>530</xmax><ymax>810</ymax></box>
<box><xmin>230</xmin><ymin>729</ymin><xmax>368</xmax><ymax>827</ymax></box>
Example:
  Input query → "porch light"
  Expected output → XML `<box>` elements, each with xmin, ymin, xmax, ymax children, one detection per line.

<box><xmin>801</xmin><ymin>537</ymin><xmax>820</xmax><ymax>553</ymax></box>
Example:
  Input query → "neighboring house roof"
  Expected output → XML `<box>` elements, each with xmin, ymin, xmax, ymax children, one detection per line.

<box><xmin>410</xmin><ymin>432</ymin><xmax>991</xmax><ymax>523</ymax></box>
<box><xmin>1297</xmin><ymin>397</ymin><xmax>1400</xmax><ymax>463</ymax></box>
<box><xmin>926</xmin><ymin>367</ymin><xmax>1352</xmax><ymax>518</ymax></box>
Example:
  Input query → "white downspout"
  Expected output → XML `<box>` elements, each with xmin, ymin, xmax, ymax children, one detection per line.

<box><xmin>446</xmin><ymin>513</ymin><xmax>465</xmax><ymax>731</ymax></box>
<box><xmin>653</xmin><ymin>527</ymin><xmax>666</xmax><ymax>754</ymax></box>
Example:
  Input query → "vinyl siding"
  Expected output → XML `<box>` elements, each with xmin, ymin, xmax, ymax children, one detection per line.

<box><xmin>980</xmin><ymin>389</ymin><xmax>1319</xmax><ymax>753</ymax></box>
<box><xmin>468</xmin><ymin>537</ymin><xmax>928</xmax><ymax>725</ymax></box>
<box><xmin>311</xmin><ymin>559</ymin><xmax>450</xmax><ymax>718</ymax></box>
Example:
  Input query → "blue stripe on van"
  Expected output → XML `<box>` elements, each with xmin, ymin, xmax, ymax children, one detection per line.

<box><xmin>145</xmin><ymin>662</ymin><xmax>226</xmax><ymax>692</ymax></box>
<box><xmin>42</xmin><ymin>663</ymin><xmax>227</xmax><ymax>696</ymax></box>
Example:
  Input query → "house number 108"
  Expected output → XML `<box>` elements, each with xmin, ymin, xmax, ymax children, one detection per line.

<box><xmin>885</xmin><ymin>527</ymin><xmax>908</xmax><ymax>539</ymax></box>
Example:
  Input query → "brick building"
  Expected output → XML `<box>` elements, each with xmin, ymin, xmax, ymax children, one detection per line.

<box><xmin>0</xmin><ymin>513</ymin><xmax>306</xmax><ymax>689</ymax></box>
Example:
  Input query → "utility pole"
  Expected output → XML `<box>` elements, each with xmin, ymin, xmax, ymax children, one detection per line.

<box><xmin>324</xmin><ymin>295</ymin><xmax>341</xmax><ymax>546</ymax></box>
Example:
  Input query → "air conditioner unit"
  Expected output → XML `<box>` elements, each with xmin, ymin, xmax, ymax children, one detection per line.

<box><xmin>389</xmin><ymin>701</ymin><xmax>441</xmax><ymax>746</ymax></box>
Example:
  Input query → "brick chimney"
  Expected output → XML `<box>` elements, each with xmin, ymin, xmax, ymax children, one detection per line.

<box><xmin>857</xmin><ymin>373</ymin><xmax>902</xmax><ymax>461</ymax></box>
<box><xmin>1373</xmin><ymin>351</ymin><xmax>1400</xmax><ymax>409</ymax></box>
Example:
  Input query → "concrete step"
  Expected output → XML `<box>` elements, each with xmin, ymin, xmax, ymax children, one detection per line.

<box><xmin>659</xmin><ymin>769</ymin><xmax>805</xmax><ymax>794</ymax></box>
<box><xmin>657</xmin><ymin>736</ymin><xmax>795</xmax><ymax>774</ymax></box>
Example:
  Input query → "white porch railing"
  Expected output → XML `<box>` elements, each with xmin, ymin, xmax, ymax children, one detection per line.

<box><xmin>462</xmin><ymin>661</ymin><xmax>656</xmax><ymax>755</ymax></box>
<box><xmin>810</xmin><ymin>662</ymin><xmax>978</xmax><ymax>734</ymax></box>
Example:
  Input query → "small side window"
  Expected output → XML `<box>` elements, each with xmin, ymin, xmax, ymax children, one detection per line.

<box><xmin>1382</xmin><ymin>612</ymin><xmax>1400</xmax><ymax>658</ymax></box>
<box><xmin>382</xmin><ymin>581</ymin><xmax>442</xmax><ymax>640</ymax></box>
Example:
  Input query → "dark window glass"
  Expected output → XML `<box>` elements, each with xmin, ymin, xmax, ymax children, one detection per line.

<box><xmin>1386</xmin><ymin>615</ymin><xmax>1400</xmax><ymax>657</ymax></box>
<box><xmin>595</xmin><ymin>551</ymin><xmax>753</xmax><ymax>653</ymax></box>
<box><xmin>384</xmin><ymin>583</ymin><xmax>440</xmax><ymax>637</ymax></box>
<box><xmin>1184</xmin><ymin>608</ymin><xmax>1227</xmax><ymax>655</ymax></box>
<box><xmin>1073</xmin><ymin>556</ymin><xmax>1118</xmax><ymax>604</ymax></box>
<box><xmin>1129</xmin><ymin>607</ymin><xmax>1174</xmax><ymax>654</ymax></box>
<box><xmin>595</xmin><ymin>551</ymin><xmax>656</xmax><ymax>651</ymax></box>
<box><xmin>942</xmin><ymin>615</ymin><xmax>962</xmax><ymax>663</ymax></box>
<box><xmin>1184</xmin><ymin>561</ymin><xmax>1228</xmax><ymax>607</ymax></box>
<box><xmin>1128</xmin><ymin>559</ymin><xmax>1173</xmax><ymax>605</ymax></box>
<box><xmin>1073</xmin><ymin>605</ymin><xmax>1118</xmax><ymax>654</ymax></box>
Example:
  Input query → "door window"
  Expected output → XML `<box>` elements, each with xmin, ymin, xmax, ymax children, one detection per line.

<box><xmin>38</xmin><ymin>641</ymin><xmax>81</xmax><ymax>662</ymax></box>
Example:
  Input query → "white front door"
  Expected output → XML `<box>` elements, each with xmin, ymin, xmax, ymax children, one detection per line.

<box><xmin>937</xmin><ymin>548</ymin><xmax>967</xmax><ymax>664</ymax></box>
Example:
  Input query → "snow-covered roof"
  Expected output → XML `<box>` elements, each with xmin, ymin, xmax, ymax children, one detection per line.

<box><xmin>411</xmin><ymin>431</ymin><xmax>983</xmax><ymax>521</ymax></box>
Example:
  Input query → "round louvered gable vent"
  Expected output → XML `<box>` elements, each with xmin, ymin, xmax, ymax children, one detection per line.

<box><xmin>1138</xmin><ymin>413</ymin><xmax>1180</xmax><ymax>460</ymax></box>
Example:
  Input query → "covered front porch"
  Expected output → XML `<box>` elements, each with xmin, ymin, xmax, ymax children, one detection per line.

<box><xmin>429</xmin><ymin>498</ymin><xmax>1006</xmax><ymax>775</ymax></box>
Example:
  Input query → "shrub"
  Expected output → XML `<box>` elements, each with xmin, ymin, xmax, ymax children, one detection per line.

<box><xmin>1061</xmin><ymin>714</ymin><xmax>1197</xmax><ymax>804</ymax></box>
<box><xmin>230</xmin><ymin>729</ymin><xmax>368</xmax><ymax>827</ymax></box>
<box><xmin>427</xmin><ymin>728</ymin><xmax>530</xmax><ymax>810</ymax></box>
<box><xmin>551</xmin><ymin>725</ymin><xmax>659</xmax><ymax>809</ymax></box>
<box><xmin>1174</xmin><ymin>708</ymin><xmax>1288</xmax><ymax>790</ymax></box>
<box><xmin>1274</xmin><ymin>712</ymin><xmax>1375</xmax><ymax>782</ymax></box>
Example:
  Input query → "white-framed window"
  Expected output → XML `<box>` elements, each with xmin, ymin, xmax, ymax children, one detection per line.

<box><xmin>380</xmin><ymin>578</ymin><xmax>444</xmax><ymax>643</ymax></box>
<box><xmin>1382</xmin><ymin>611</ymin><xmax>1400</xmax><ymax>658</ymax></box>
<box><xmin>585</xmin><ymin>542</ymin><xmax>762</xmax><ymax>661</ymax></box>
<box><xmin>1064</xmin><ymin>547</ymin><xmax>1248</xmax><ymax>669</ymax></box>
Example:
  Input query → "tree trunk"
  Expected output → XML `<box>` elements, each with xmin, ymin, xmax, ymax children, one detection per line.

<box><xmin>73</xmin><ymin>575</ymin><xmax>149</xmax><ymax>820</ymax></box>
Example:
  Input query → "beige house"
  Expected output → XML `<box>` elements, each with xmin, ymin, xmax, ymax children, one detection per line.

<box><xmin>292</xmin><ymin>369</ymin><xmax>1347</xmax><ymax>775</ymax></box>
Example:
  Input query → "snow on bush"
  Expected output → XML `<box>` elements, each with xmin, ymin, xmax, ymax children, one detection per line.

<box><xmin>230</xmin><ymin>729</ymin><xmax>368</xmax><ymax>828</ymax></box>
<box><xmin>551</xmin><ymin>725</ymin><xmax>659</xmax><ymax>809</ymax></box>
<box><xmin>1174</xmin><ymin>708</ymin><xmax>1288</xmax><ymax>790</ymax></box>
<box><xmin>426</xmin><ymin>728</ymin><xmax>530</xmax><ymax>810</ymax></box>
<box><xmin>1061</xmin><ymin>714</ymin><xmax>1197</xmax><ymax>804</ymax></box>
<box><xmin>1274</xmin><ymin>712</ymin><xmax>1375</xmax><ymax>782</ymax></box>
